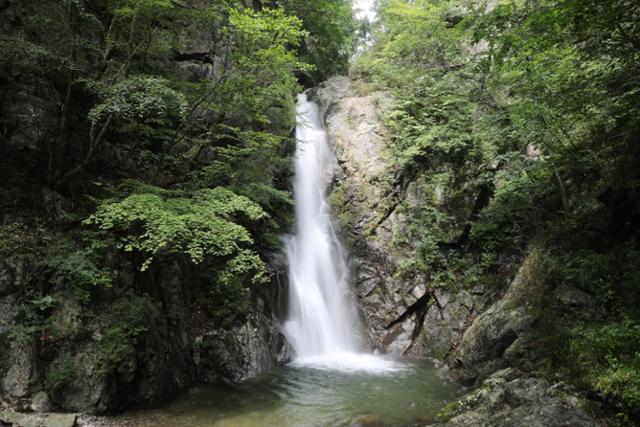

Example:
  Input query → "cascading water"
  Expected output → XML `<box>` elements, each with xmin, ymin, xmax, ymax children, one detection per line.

<box><xmin>284</xmin><ymin>93</ymin><xmax>358</xmax><ymax>356</ymax></box>
<box><xmin>284</xmin><ymin>93</ymin><xmax>402</xmax><ymax>373</ymax></box>
<box><xmin>110</xmin><ymin>93</ymin><xmax>460</xmax><ymax>427</ymax></box>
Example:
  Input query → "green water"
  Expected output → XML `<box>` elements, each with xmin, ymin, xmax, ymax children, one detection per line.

<box><xmin>112</xmin><ymin>357</ymin><xmax>459</xmax><ymax>427</ymax></box>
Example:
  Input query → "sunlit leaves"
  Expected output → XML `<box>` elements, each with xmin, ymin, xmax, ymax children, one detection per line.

<box><xmin>110</xmin><ymin>0</ymin><xmax>175</xmax><ymax>17</ymax></box>
<box><xmin>283</xmin><ymin>0</ymin><xmax>356</xmax><ymax>80</ymax></box>
<box><xmin>87</xmin><ymin>76</ymin><xmax>187</xmax><ymax>125</ymax></box>
<box><xmin>85</xmin><ymin>186</ymin><xmax>266</xmax><ymax>273</ymax></box>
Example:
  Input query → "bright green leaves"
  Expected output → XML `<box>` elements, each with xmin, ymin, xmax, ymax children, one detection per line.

<box><xmin>282</xmin><ymin>0</ymin><xmax>356</xmax><ymax>81</ymax></box>
<box><xmin>97</xmin><ymin>294</ymin><xmax>157</xmax><ymax>374</ymax></box>
<box><xmin>87</xmin><ymin>76</ymin><xmax>187</xmax><ymax>126</ymax></box>
<box><xmin>219</xmin><ymin>7</ymin><xmax>308</xmax><ymax>127</ymax></box>
<box><xmin>85</xmin><ymin>186</ymin><xmax>267</xmax><ymax>275</ymax></box>
<box><xmin>229</xmin><ymin>7</ymin><xmax>305</xmax><ymax>50</ymax></box>
<box><xmin>379</xmin><ymin>0</ymin><xmax>462</xmax><ymax>68</ymax></box>
<box><xmin>190</xmin><ymin>127</ymin><xmax>287</xmax><ymax>188</ymax></box>
<box><xmin>216</xmin><ymin>249</ymin><xmax>268</xmax><ymax>287</ymax></box>
<box><xmin>44</xmin><ymin>242</ymin><xmax>114</xmax><ymax>305</ymax></box>
<box><xmin>110</xmin><ymin>0</ymin><xmax>175</xmax><ymax>17</ymax></box>
<box><xmin>362</xmin><ymin>1</ymin><xmax>640</xmax><ymax>420</ymax></box>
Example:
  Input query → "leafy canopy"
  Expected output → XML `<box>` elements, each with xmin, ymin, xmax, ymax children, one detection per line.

<box><xmin>85</xmin><ymin>186</ymin><xmax>266</xmax><ymax>274</ymax></box>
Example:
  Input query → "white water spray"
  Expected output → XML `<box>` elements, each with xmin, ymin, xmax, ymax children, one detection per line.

<box><xmin>284</xmin><ymin>94</ymin><xmax>403</xmax><ymax>373</ymax></box>
<box><xmin>284</xmin><ymin>94</ymin><xmax>357</xmax><ymax>357</ymax></box>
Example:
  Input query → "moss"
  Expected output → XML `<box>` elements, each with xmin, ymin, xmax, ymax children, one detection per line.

<box><xmin>436</xmin><ymin>400</ymin><xmax>460</xmax><ymax>423</ymax></box>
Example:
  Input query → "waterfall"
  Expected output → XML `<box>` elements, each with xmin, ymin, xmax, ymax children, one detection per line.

<box><xmin>283</xmin><ymin>93</ymin><xmax>403</xmax><ymax>373</ymax></box>
<box><xmin>284</xmin><ymin>93</ymin><xmax>358</xmax><ymax>357</ymax></box>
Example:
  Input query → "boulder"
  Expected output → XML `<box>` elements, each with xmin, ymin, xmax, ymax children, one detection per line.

<box><xmin>428</xmin><ymin>369</ymin><xmax>599</xmax><ymax>427</ymax></box>
<box><xmin>2</xmin><ymin>345</ymin><xmax>35</xmax><ymax>400</ymax></box>
<box><xmin>29</xmin><ymin>392</ymin><xmax>52</xmax><ymax>413</ymax></box>
<box><xmin>198</xmin><ymin>312</ymin><xmax>291</xmax><ymax>383</ymax></box>
<box><xmin>447</xmin><ymin>253</ymin><xmax>542</xmax><ymax>385</ymax></box>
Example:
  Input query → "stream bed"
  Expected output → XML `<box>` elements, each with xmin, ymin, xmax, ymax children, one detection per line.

<box><xmin>89</xmin><ymin>357</ymin><xmax>459</xmax><ymax>427</ymax></box>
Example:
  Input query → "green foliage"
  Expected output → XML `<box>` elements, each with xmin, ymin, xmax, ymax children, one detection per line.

<box><xmin>470</xmin><ymin>163</ymin><xmax>557</xmax><ymax>252</ymax></box>
<box><xmin>544</xmin><ymin>245</ymin><xmax>640</xmax><ymax>311</ymax></box>
<box><xmin>86</xmin><ymin>185</ymin><xmax>267</xmax><ymax>274</ymax></box>
<box><xmin>111</xmin><ymin>0</ymin><xmax>175</xmax><ymax>17</ymax></box>
<box><xmin>7</xmin><ymin>296</ymin><xmax>58</xmax><ymax>346</ymax></box>
<box><xmin>45</xmin><ymin>356</ymin><xmax>77</xmax><ymax>395</ymax></box>
<box><xmin>207</xmin><ymin>274</ymin><xmax>251</xmax><ymax>329</ymax></box>
<box><xmin>217</xmin><ymin>7</ymin><xmax>307</xmax><ymax>127</ymax></box>
<box><xmin>283</xmin><ymin>0</ymin><xmax>356</xmax><ymax>81</ymax></box>
<box><xmin>189</xmin><ymin>127</ymin><xmax>290</xmax><ymax>195</ymax></box>
<box><xmin>436</xmin><ymin>400</ymin><xmax>460</xmax><ymax>422</ymax></box>
<box><xmin>44</xmin><ymin>239</ymin><xmax>114</xmax><ymax>305</ymax></box>
<box><xmin>571</xmin><ymin>320</ymin><xmax>640</xmax><ymax>417</ymax></box>
<box><xmin>87</xmin><ymin>76</ymin><xmax>187</xmax><ymax>126</ymax></box>
<box><xmin>98</xmin><ymin>294</ymin><xmax>157</xmax><ymax>373</ymax></box>
<box><xmin>0</xmin><ymin>0</ymin><xmax>347</xmax><ymax>409</ymax></box>
<box><xmin>360</xmin><ymin>1</ymin><xmax>640</xmax><ymax>420</ymax></box>
<box><xmin>0</xmin><ymin>0</ymin><xmax>316</xmax><ymax>367</ymax></box>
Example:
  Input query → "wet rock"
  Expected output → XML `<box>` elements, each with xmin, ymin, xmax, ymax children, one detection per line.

<box><xmin>447</xmin><ymin>253</ymin><xmax>542</xmax><ymax>385</ymax></box>
<box><xmin>199</xmin><ymin>312</ymin><xmax>291</xmax><ymax>383</ymax></box>
<box><xmin>42</xmin><ymin>414</ymin><xmax>77</xmax><ymax>427</ymax></box>
<box><xmin>315</xmin><ymin>77</ymin><xmax>415</xmax><ymax>353</ymax></box>
<box><xmin>177</xmin><ymin>61</ymin><xmax>213</xmax><ymax>83</ymax></box>
<box><xmin>317</xmin><ymin>77</ymin><xmax>497</xmax><ymax>358</ymax></box>
<box><xmin>428</xmin><ymin>369</ymin><xmax>599</xmax><ymax>427</ymax></box>
<box><xmin>0</xmin><ymin>261</ymin><xmax>15</xmax><ymax>297</ymax></box>
<box><xmin>350</xmin><ymin>414</ymin><xmax>387</xmax><ymax>427</ymax></box>
<box><xmin>47</xmin><ymin>348</ymin><xmax>114</xmax><ymax>414</ymax></box>
<box><xmin>40</xmin><ymin>188</ymin><xmax>70</xmax><ymax>221</ymax></box>
<box><xmin>0</xmin><ymin>296</ymin><xmax>19</xmax><ymax>336</ymax></box>
<box><xmin>421</xmin><ymin>289</ymin><xmax>479</xmax><ymax>361</ymax></box>
<box><xmin>0</xmin><ymin>411</ymin><xmax>76</xmax><ymax>427</ymax></box>
<box><xmin>1</xmin><ymin>74</ymin><xmax>59</xmax><ymax>153</ymax></box>
<box><xmin>1</xmin><ymin>247</ymin><xmax>289</xmax><ymax>414</ymax></box>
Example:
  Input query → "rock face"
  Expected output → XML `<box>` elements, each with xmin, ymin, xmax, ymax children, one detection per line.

<box><xmin>0</xmin><ymin>0</ymin><xmax>291</xmax><ymax>416</ymax></box>
<box><xmin>0</xmin><ymin>245</ymin><xmax>290</xmax><ymax>415</ymax></box>
<box><xmin>315</xmin><ymin>77</ymin><xmax>497</xmax><ymax>357</ymax></box>
<box><xmin>447</xmin><ymin>252</ymin><xmax>541</xmax><ymax>385</ymax></box>
<box><xmin>429</xmin><ymin>369</ymin><xmax>599</xmax><ymax>427</ymax></box>
<box><xmin>314</xmin><ymin>77</ymin><xmax>419</xmax><ymax>354</ymax></box>
<box><xmin>197</xmin><ymin>300</ymin><xmax>292</xmax><ymax>383</ymax></box>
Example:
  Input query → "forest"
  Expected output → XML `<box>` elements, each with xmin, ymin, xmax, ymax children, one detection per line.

<box><xmin>0</xmin><ymin>0</ymin><xmax>639</xmax><ymax>426</ymax></box>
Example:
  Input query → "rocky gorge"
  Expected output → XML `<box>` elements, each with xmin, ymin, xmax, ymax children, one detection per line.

<box><xmin>2</xmin><ymin>0</ymin><xmax>639</xmax><ymax>425</ymax></box>
<box><xmin>2</xmin><ymin>76</ymin><xmax>605</xmax><ymax>427</ymax></box>
<box><xmin>313</xmin><ymin>76</ymin><xmax>606</xmax><ymax>426</ymax></box>
<box><xmin>0</xmin><ymin>248</ymin><xmax>290</xmax><ymax>415</ymax></box>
